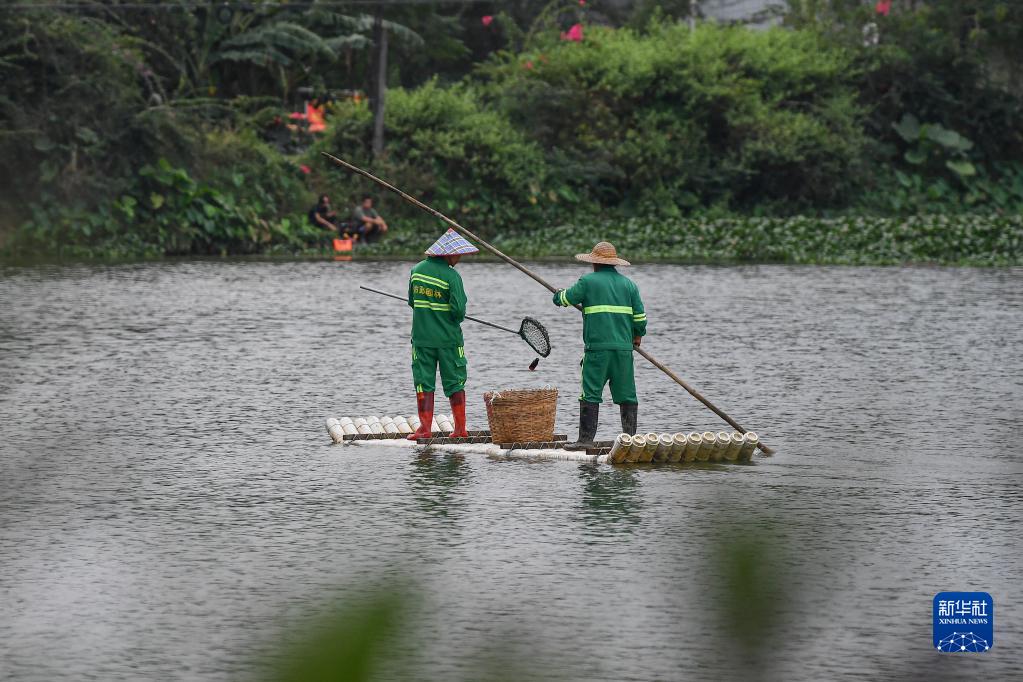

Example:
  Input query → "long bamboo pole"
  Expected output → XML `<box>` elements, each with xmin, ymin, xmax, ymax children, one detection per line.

<box><xmin>322</xmin><ymin>152</ymin><xmax>556</xmax><ymax>291</ymax></box>
<box><xmin>321</xmin><ymin>152</ymin><xmax>775</xmax><ymax>455</ymax></box>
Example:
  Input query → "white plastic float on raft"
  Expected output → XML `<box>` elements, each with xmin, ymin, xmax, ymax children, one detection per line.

<box><xmin>325</xmin><ymin>416</ymin><xmax>761</xmax><ymax>466</ymax></box>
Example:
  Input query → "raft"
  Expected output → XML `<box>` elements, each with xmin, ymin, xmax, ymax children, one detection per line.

<box><xmin>325</xmin><ymin>416</ymin><xmax>760</xmax><ymax>466</ymax></box>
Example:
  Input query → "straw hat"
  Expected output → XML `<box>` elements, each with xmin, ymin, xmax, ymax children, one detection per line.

<box><xmin>575</xmin><ymin>241</ymin><xmax>630</xmax><ymax>266</ymax></box>
<box><xmin>425</xmin><ymin>228</ymin><xmax>480</xmax><ymax>256</ymax></box>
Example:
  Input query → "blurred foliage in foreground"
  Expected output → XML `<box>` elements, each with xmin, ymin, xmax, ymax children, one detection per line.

<box><xmin>262</xmin><ymin>587</ymin><xmax>410</xmax><ymax>682</ymax></box>
<box><xmin>254</xmin><ymin>518</ymin><xmax>976</xmax><ymax>681</ymax></box>
<box><xmin>260</xmin><ymin>581</ymin><xmax>535</xmax><ymax>682</ymax></box>
<box><xmin>1</xmin><ymin>1</ymin><xmax>1021</xmax><ymax>261</ymax></box>
<box><xmin>258</xmin><ymin>526</ymin><xmax>798</xmax><ymax>681</ymax></box>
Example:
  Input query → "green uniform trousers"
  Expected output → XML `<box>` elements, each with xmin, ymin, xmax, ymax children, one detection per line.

<box><xmin>412</xmin><ymin>345</ymin><xmax>467</xmax><ymax>397</ymax></box>
<box><xmin>580</xmin><ymin>349</ymin><xmax>637</xmax><ymax>404</ymax></box>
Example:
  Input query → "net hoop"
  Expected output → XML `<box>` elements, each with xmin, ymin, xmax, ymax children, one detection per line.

<box><xmin>518</xmin><ymin>316</ymin><xmax>551</xmax><ymax>357</ymax></box>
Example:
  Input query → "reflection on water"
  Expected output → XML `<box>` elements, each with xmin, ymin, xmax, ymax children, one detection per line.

<box><xmin>577</xmin><ymin>464</ymin><xmax>642</xmax><ymax>531</ymax></box>
<box><xmin>408</xmin><ymin>451</ymin><xmax>472</xmax><ymax>519</ymax></box>
<box><xmin>1</xmin><ymin>261</ymin><xmax>1021</xmax><ymax>681</ymax></box>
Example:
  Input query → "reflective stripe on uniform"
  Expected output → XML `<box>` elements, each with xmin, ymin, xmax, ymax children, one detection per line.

<box><xmin>414</xmin><ymin>301</ymin><xmax>452</xmax><ymax>311</ymax></box>
<box><xmin>559</xmin><ymin>290</ymin><xmax>569</xmax><ymax>306</ymax></box>
<box><xmin>458</xmin><ymin>346</ymin><xmax>464</xmax><ymax>358</ymax></box>
<box><xmin>411</xmin><ymin>273</ymin><xmax>449</xmax><ymax>289</ymax></box>
<box><xmin>633</xmin><ymin>313</ymin><xmax>647</xmax><ymax>321</ymax></box>
<box><xmin>583</xmin><ymin>304</ymin><xmax>633</xmax><ymax>315</ymax></box>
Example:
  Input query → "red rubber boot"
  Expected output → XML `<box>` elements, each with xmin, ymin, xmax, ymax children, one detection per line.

<box><xmin>449</xmin><ymin>390</ymin><xmax>468</xmax><ymax>438</ymax></box>
<box><xmin>407</xmin><ymin>391</ymin><xmax>435</xmax><ymax>440</ymax></box>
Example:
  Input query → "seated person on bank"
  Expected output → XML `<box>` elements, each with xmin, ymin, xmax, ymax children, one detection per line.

<box><xmin>309</xmin><ymin>194</ymin><xmax>338</xmax><ymax>231</ymax></box>
<box><xmin>310</xmin><ymin>194</ymin><xmax>358</xmax><ymax>240</ymax></box>
<box><xmin>352</xmin><ymin>194</ymin><xmax>388</xmax><ymax>243</ymax></box>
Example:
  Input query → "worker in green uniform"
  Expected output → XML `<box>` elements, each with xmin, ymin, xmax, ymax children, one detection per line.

<box><xmin>553</xmin><ymin>241</ymin><xmax>647</xmax><ymax>449</ymax></box>
<box><xmin>406</xmin><ymin>228</ymin><xmax>480</xmax><ymax>440</ymax></box>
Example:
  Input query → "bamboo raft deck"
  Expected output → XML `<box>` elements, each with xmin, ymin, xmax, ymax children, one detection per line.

<box><xmin>326</xmin><ymin>417</ymin><xmax>760</xmax><ymax>465</ymax></box>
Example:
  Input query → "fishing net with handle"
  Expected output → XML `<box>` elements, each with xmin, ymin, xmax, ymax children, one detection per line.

<box><xmin>518</xmin><ymin>317</ymin><xmax>551</xmax><ymax>357</ymax></box>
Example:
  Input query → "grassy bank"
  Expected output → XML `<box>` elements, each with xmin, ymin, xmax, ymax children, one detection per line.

<box><xmin>347</xmin><ymin>214</ymin><xmax>1023</xmax><ymax>266</ymax></box>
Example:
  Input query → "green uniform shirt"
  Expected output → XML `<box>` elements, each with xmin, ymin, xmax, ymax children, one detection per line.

<box><xmin>408</xmin><ymin>257</ymin><xmax>467</xmax><ymax>348</ymax></box>
<box><xmin>553</xmin><ymin>265</ymin><xmax>647</xmax><ymax>350</ymax></box>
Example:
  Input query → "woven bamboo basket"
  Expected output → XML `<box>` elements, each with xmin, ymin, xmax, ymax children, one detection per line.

<box><xmin>483</xmin><ymin>387</ymin><xmax>558</xmax><ymax>443</ymax></box>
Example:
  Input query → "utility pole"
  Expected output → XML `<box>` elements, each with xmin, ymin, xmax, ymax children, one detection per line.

<box><xmin>371</xmin><ymin>3</ymin><xmax>388</xmax><ymax>158</ymax></box>
<box><xmin>689</xmin><ymin>0</ymin><xmax>698</xmax><ymax>31</ymax></box>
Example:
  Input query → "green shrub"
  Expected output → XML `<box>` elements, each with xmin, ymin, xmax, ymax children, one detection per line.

<box><xmin>194</xmin><ymin>128</ymin><xmax>309</xmax><ymax>222</ymax></box>
<box><xmin>311</xmin><ymin>80</ymin><xmax>557</xmax><ymax>235</ymax></box>
<box><xmin>7</xmin><ymin>141</ymin><xmax>313</xmax><ymax>258</ymax></box>
<box><xmin>476</xmin><ymin>23</ymin><xmax>869</xmax><ymax>214</ymax></box>
<box><xmin>786</xmin><ymin>0</ymin><xmax>1023</xmax><ymax>203</ymax></box>
<box><xmin>1</xmin><ymin>11</ymin><xmax>147</xmax><ymax>221</ymax></box>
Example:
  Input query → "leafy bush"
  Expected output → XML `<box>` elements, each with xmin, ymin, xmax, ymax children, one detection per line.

<box><xmin>7</xmin><ymin>137</ymin><xmax>313</xmax><ymax>259</ymax></box>
<box><xmin>891</xmin><ymin>114</ymin><xmax>975</xmax><ymax>178</ymax></box>
<box><xmin>311</xmin><ymin>80</ymin><xmax>556</xmax><ymax>235</ymax></box>
<box><xmin>0</xmin><ymin>10</ymin><xmax>169</xmax><ymax>223</ymax></box>
<box><xmin>194</xmin><ymin>129</ymin><xmax>309</xmax><ymax>221</ymax></box>
<box><xmin>786</xmin><ymin>1</ymin><xmax>1023</xmax><ymax>172</ymax></box>
<box><xmin>476</xmin><ymin>23</ymin><xmax>870</xmax><ymax>214</ymax></box>
<box><xmin>856</xmin><ymin>113</ymin><xmax>1023</xmax><ymax>215</ymax></box>
<box><xmin>0</xmin><ymin>6</ymin><xmax>315</xmax><ymax>255</ymax></box>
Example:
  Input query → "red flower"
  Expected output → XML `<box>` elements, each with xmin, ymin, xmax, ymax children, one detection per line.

<box><xmin>299</xmin><ymin>165</ymin><xmax>311</xmax><ymax>175</ymax></box>
<box><xmin>481</xmin><ymin>15</ymin><xmax>493</xmax><ymax>27</ymax></box>
<box><xmin>560</xmin><ymin>23</ymin><xmax>583</xmax><ymax>42</ymax></box>
<box><xmin>875</xmin><ymin>0</ymin><xmax>891</xmax><ymax>16</ymax></box>
<box><xmin>524</xmin><ymin>60</ymin><xmax>534</xmax><ymax>70</ymax></box>
<box><xmin>579</xmin><ymin>0</ymin><xmax>586</xmax><ymax>5</ymax></box>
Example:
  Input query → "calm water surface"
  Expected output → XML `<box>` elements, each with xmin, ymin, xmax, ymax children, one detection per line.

<box><xmin>1</xmin><ymin>261</ymin><xmax>1021</xmax><ymax>681</ymax></box>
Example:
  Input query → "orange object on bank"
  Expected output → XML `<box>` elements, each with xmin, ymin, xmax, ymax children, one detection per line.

<box><xmin>306</xmin><ymin>101</ymin><xmax>327</xmax><ymax>133</ymax></box>
<box><xmin>333</xmin><ymin>238</ymin><xmax>353</xmax><ymax>253</ymax></box>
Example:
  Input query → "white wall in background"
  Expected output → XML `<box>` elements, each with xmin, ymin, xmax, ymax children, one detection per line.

<box><xmin>701</xmin><ymin>0</ymin><xmax>786</xmax><ymax>27</ymax></box>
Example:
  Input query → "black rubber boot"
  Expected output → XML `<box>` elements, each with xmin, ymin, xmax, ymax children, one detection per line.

<box><xmin>620</xmin><ymin>403</ymin><xmax>638</xmax><ymax>436</ymax></box>
<box><xmin>565</xmin><ymin>401</ymin><xmax>599</xmax><ymax>451</ymax></box>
